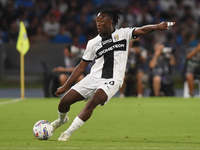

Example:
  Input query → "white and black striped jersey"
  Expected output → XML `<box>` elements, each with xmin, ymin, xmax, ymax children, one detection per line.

<box><xmin>82</xmin><ymin>27</ymin><xmax>137</xmax><ymax>82</ymax></box>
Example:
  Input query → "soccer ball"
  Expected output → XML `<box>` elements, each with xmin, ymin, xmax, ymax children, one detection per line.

<box><xmin>33</xmin><ymin>120</ymin><xmax>53</xmax><ymax>140</ymax></box>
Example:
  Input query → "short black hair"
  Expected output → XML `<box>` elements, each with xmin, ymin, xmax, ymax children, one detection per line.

<box><xmin>100</xmin><ymin>8</ymin><xmax>124</xmax><ymax>27</ymax></box>
<box><xmin>64</xmin><ymin>44</ymin><xmax>71</xmax><ymax>53</ymax></box>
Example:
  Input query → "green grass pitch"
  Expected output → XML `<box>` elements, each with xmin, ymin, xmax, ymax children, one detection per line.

<box><xmin>0</xmin><ymin>97</ymin><xmax>200</xmax><ymax>150</ymax></box>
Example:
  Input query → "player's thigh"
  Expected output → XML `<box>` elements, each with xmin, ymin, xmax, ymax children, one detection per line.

<box><xmin>97</xmin><ymin>79</ymin><xmax>122</xmax><ymax>105</ymax></box>
<box><xmin>60</xmin><ymin>89</ymin><xmax>85</xmax><ymax>105</ymax></box>
<box><xmin>71</xmin><ymin>74</ymin><xmax>97</xmax><ymax>100</ymax></box>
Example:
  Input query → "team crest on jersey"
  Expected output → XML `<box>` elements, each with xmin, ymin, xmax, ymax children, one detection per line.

<box><xmin>113</xmin><ymin>35</ymin><xmax>119</xmax><ymax>41</ymax></box>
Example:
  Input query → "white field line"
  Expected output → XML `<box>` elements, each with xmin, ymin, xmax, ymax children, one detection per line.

<box><xmin>0</xmin><ymin>98</ymin><xmax>25</xmax><ymax>106</ymax></box>
<box><xmin>0</xmin><ymin>147</ymin><xmax>200</xmax><ymax>150</ymax></box>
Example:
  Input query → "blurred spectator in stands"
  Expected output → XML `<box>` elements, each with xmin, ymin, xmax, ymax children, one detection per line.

<box><xmin>136</xmin><ymin>5</ymin><xmax>153</xmax><ymax>26</ymax></box>
<box><xmin>60</xmin><ymin>9</ymin><xmax>76</xmax><ymax>25</ymax></box>
<box><xmin>0</xmin><ymin>29</ymin><xmax>3</xmax><ymax>44</ymax></box>
<box><xmin>72</xmin><ymin>25</ymin><xmax>87</xmax><ymax>48</ymax></box>
<box><xmin>0</xmin><ymin>0</ymin><xmax>17</xmax><ymax>32</ymax></box>
<box><xmin>0</xmin><ymin>0</ymin><xmax>200</xmax><ymax>78</ymax></box>
<box><xmin>31</xmin><ymin>25</ymin><xmax>47</xmax><ymax>43</ymax></box>
<box><xmin>148</xmin><ymin>0</ymin><xmax>161</xmax><ymax>17</ymax></box>
<box><xmin>4</xmin><ymin>21</ymin><xmax>18</xmax><ymax>43</ymax></box>
<box><xmin>77</xmin><ymin>6</ymin><xmax>93</xmax><ymax>30</ymax></box>
<box><xmin>149</xmin><ymin>43</ymin><xmax>176</xmax><ymax>96</ymax></box>
<box><xmin>71</xmin><ymin>36</ymin><xmax>84</xmax><ymax>49</ymax></box>
<box><xmin>92</xmin><ymin>0</ymin><xmax>107</xmax><ymax>7</ymax></box>
<box><xmin>68</xmin><ymin>0</ymin><xmax>82</xmax><ymax>12</ymax></box>
<box><xmin>151</xmin><ymin>9</ymin><xmax>164</xmax><ymax>24</ymax></box>
<box><xmin>27</xmin><ymin>16</ymin><xmax>39</xmax><ymax>43</ymax></box>
<box><xmin>124</xmin><ymin>7</ymin><xmax>136</xmax><ymax>27</ymax></box>
<box><xmin>128</xmin><ymin>0</ymin><xmax>140</xmax><ymax>16</ymax></box>
<box><xmin>56</xmin><ymin>0</ymin><xmax>68</xmax><ymax>15</ymax></box>
<box><xmin>183</xmin><ymin>43</ymin><xmax>200</xmax><ymax>97</ymax></box>
<box><xmin>159</xmin><ymin>0</ymin><xmax>177</xmax><ymax>13</ymax></box>
<box><xmin>53</xmin><ymin>44</ymin><xmax>84</xmax><ymax>86</ymax></box>
<box><xmin>54</xmin><ymin>25</ymin><xmax>72</xmax><ymax>43</ymax></box>
<box><xmin>43</xmin><ymin>13</ymin><xmax>60</xmax><ymax>41</ymax></box>
<box><xmin>15</xmin><ymin>9</ymin><xmax>29</xmax><ymax>28</ymax></box>
<box><xmin>34</xmin><ymin>0</ymin><xmax>48</xmax><ymax>17</ymax></box>
<box><xmin>119</xmin><ymin>38</ymin><xmax>148</xmax><ymax>98</ymax></box>
<box><xmin>15</xmin><ymin>0</ymin><xmax>34</xmax><ymax>9</ymax></box>
<box><xmin>193</xmin><ymin>0</ymin><xmax>200</xmax><ymax>22</ymax></box>
<box><xmin>85</xmin><ymin>20</ymin><xmax>98</xmax><ymax>41</ymax></box>
<box><xmin>51</xmin><ymin>4</ymin><xmax>62</xmax><ymax>22</ymax></box>
<box><xmin>0</xmin><ymin>2</ymin><xmax>4</xmax><ymax>29</ymax></box>
<box><xmin>161</xmin><ymin>6</ymin><xmax>177</xmax><ymax>21</ymax></box>
<box><xmin>180</xmin><ymin>5</ymin><xmax>193</xmax><ymax>22</ymax></box>
<box><xmin>181</xmin><ymin>16</ymin><xmax>198</xmax><ymax>39</ymax></box>
<box><xmin>0</xmin><ymin>0</ymin><xmax>7</xmax><ymax>7</ymax></box>
<box><xmin>183</xmin><ymin>0</ymin><xmax>195</xmax><ymax>8</ymax></box>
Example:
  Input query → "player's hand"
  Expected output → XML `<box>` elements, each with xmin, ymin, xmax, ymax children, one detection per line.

<box><xmin>157</xmin><ymin>21</ymin><xmax>175</xmax><ymax>30</ymax></box>
<box><xmin>55</xmin><ymin>86</ymin><xmax>68</xmax><ymax>96</ymax></box>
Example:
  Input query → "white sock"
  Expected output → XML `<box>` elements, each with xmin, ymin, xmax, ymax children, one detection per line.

<box><xmin>58</xmin><ymin>110</ymin><xmax>67</xmax><ymax>123</ymax></box>
<box><xmin>65</xmin><ymin>116</ymin><xmax>84</xmax><ymax>137</ymax></box>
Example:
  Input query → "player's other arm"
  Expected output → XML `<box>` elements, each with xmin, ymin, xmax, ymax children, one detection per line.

<box><xmin>55</xmin><ymin>60</ymin><xmax>89</xmax><ymax>96</ymax></box>
<box><xmin>134</xmin><ymin>21</ymin><xmax>175</xmax><ymax>36</ymax></box>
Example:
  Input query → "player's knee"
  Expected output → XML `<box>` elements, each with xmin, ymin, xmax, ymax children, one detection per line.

<box><xmin>58</xmin><ymin>96</ymin><xmax>71</xmax><ymax>110</ymax></box>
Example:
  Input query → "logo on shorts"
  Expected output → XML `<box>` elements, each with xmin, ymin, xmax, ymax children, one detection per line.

<box><xmin>109</xmin><ymin>81</ymin><xmax>115</xmax><ymax>85</ymax></box>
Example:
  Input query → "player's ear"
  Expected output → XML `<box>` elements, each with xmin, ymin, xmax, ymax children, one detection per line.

<box><xmin>110</xmin><ymin>19</ymin><xmax>113</xmax><ymax>25</ymax></box>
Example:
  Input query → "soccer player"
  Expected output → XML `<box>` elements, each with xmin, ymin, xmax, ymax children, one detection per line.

<box><xmin>51</xmin><ymin>8</ymin><xmax>174</xmax><ymax>141</ymax></box>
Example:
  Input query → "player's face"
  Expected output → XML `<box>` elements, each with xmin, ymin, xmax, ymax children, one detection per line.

<box><xmin>96</xmin><ymin>13</ymin><xmax>113</xmax><ymax>36</ymax></box>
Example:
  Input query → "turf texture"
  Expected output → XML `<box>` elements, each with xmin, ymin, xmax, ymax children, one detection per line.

<box><xmin>0</xmin><ymin>97</ymin><xmax>199</xmax><ymax>150</ymax></box>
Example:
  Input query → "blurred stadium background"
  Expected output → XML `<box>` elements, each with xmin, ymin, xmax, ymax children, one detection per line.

<box><xmin>0</xmin><ymin>0</ymin><xmax>200</xmax><ymax>97</ymax></box>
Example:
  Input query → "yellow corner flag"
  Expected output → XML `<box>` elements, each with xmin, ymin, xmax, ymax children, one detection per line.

<box><xmin>16</xmin><ymin>21</ymin><xmax>30</xmax><ymax>55</ymax></box>
<box><xmin>16</xmin><ymin>21</ymin><xmax>30</xmax><ymax>98</ymax></box>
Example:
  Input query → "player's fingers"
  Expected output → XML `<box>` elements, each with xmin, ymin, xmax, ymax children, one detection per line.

<box><xmin>167</xmin><ymin>22</ymin><xmax>175</xmax><ymax>27</ymax></box>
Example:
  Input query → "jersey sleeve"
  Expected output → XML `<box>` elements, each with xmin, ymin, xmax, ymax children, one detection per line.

<box><xmin>82</xmin><ymin>40</ymin><xmax>95</xmax><ymax>62</ymax></box>
<box><xmin>123</xmin><ymin>27</ymin><xmax>138</xmax><ymax>43</ymax></box>
<box><xmin>132</xmin><ymin>27</ymin><xmax>138</xmax><ymax>39</ymax></box>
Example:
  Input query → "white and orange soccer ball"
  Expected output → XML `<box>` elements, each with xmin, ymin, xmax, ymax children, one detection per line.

<box><xmin>33</xmin><ymin>120</ymin><xmax>53</xmax><ymax>140</ymax></box>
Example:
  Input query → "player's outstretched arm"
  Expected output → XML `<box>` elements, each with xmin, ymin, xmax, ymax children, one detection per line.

<box><xmin>55</xmin><ymin>60</ymin><xmax>89</xmax><ymax>96</ymax></box>
<box><xmin>134</xmin><ymin>21</ymin><xmax>175</xmax><ymax>36</ymax></box>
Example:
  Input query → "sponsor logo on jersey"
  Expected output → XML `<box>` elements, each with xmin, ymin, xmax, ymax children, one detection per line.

<box><xmin>101</xmin><ymin>38</ymin><xmax>113</xmax><ymax>45</ymax></box>
<box><xmin>96</xmin><ymin>40</ymin><xmax>126</xmax><ymax>58</ymax></box>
